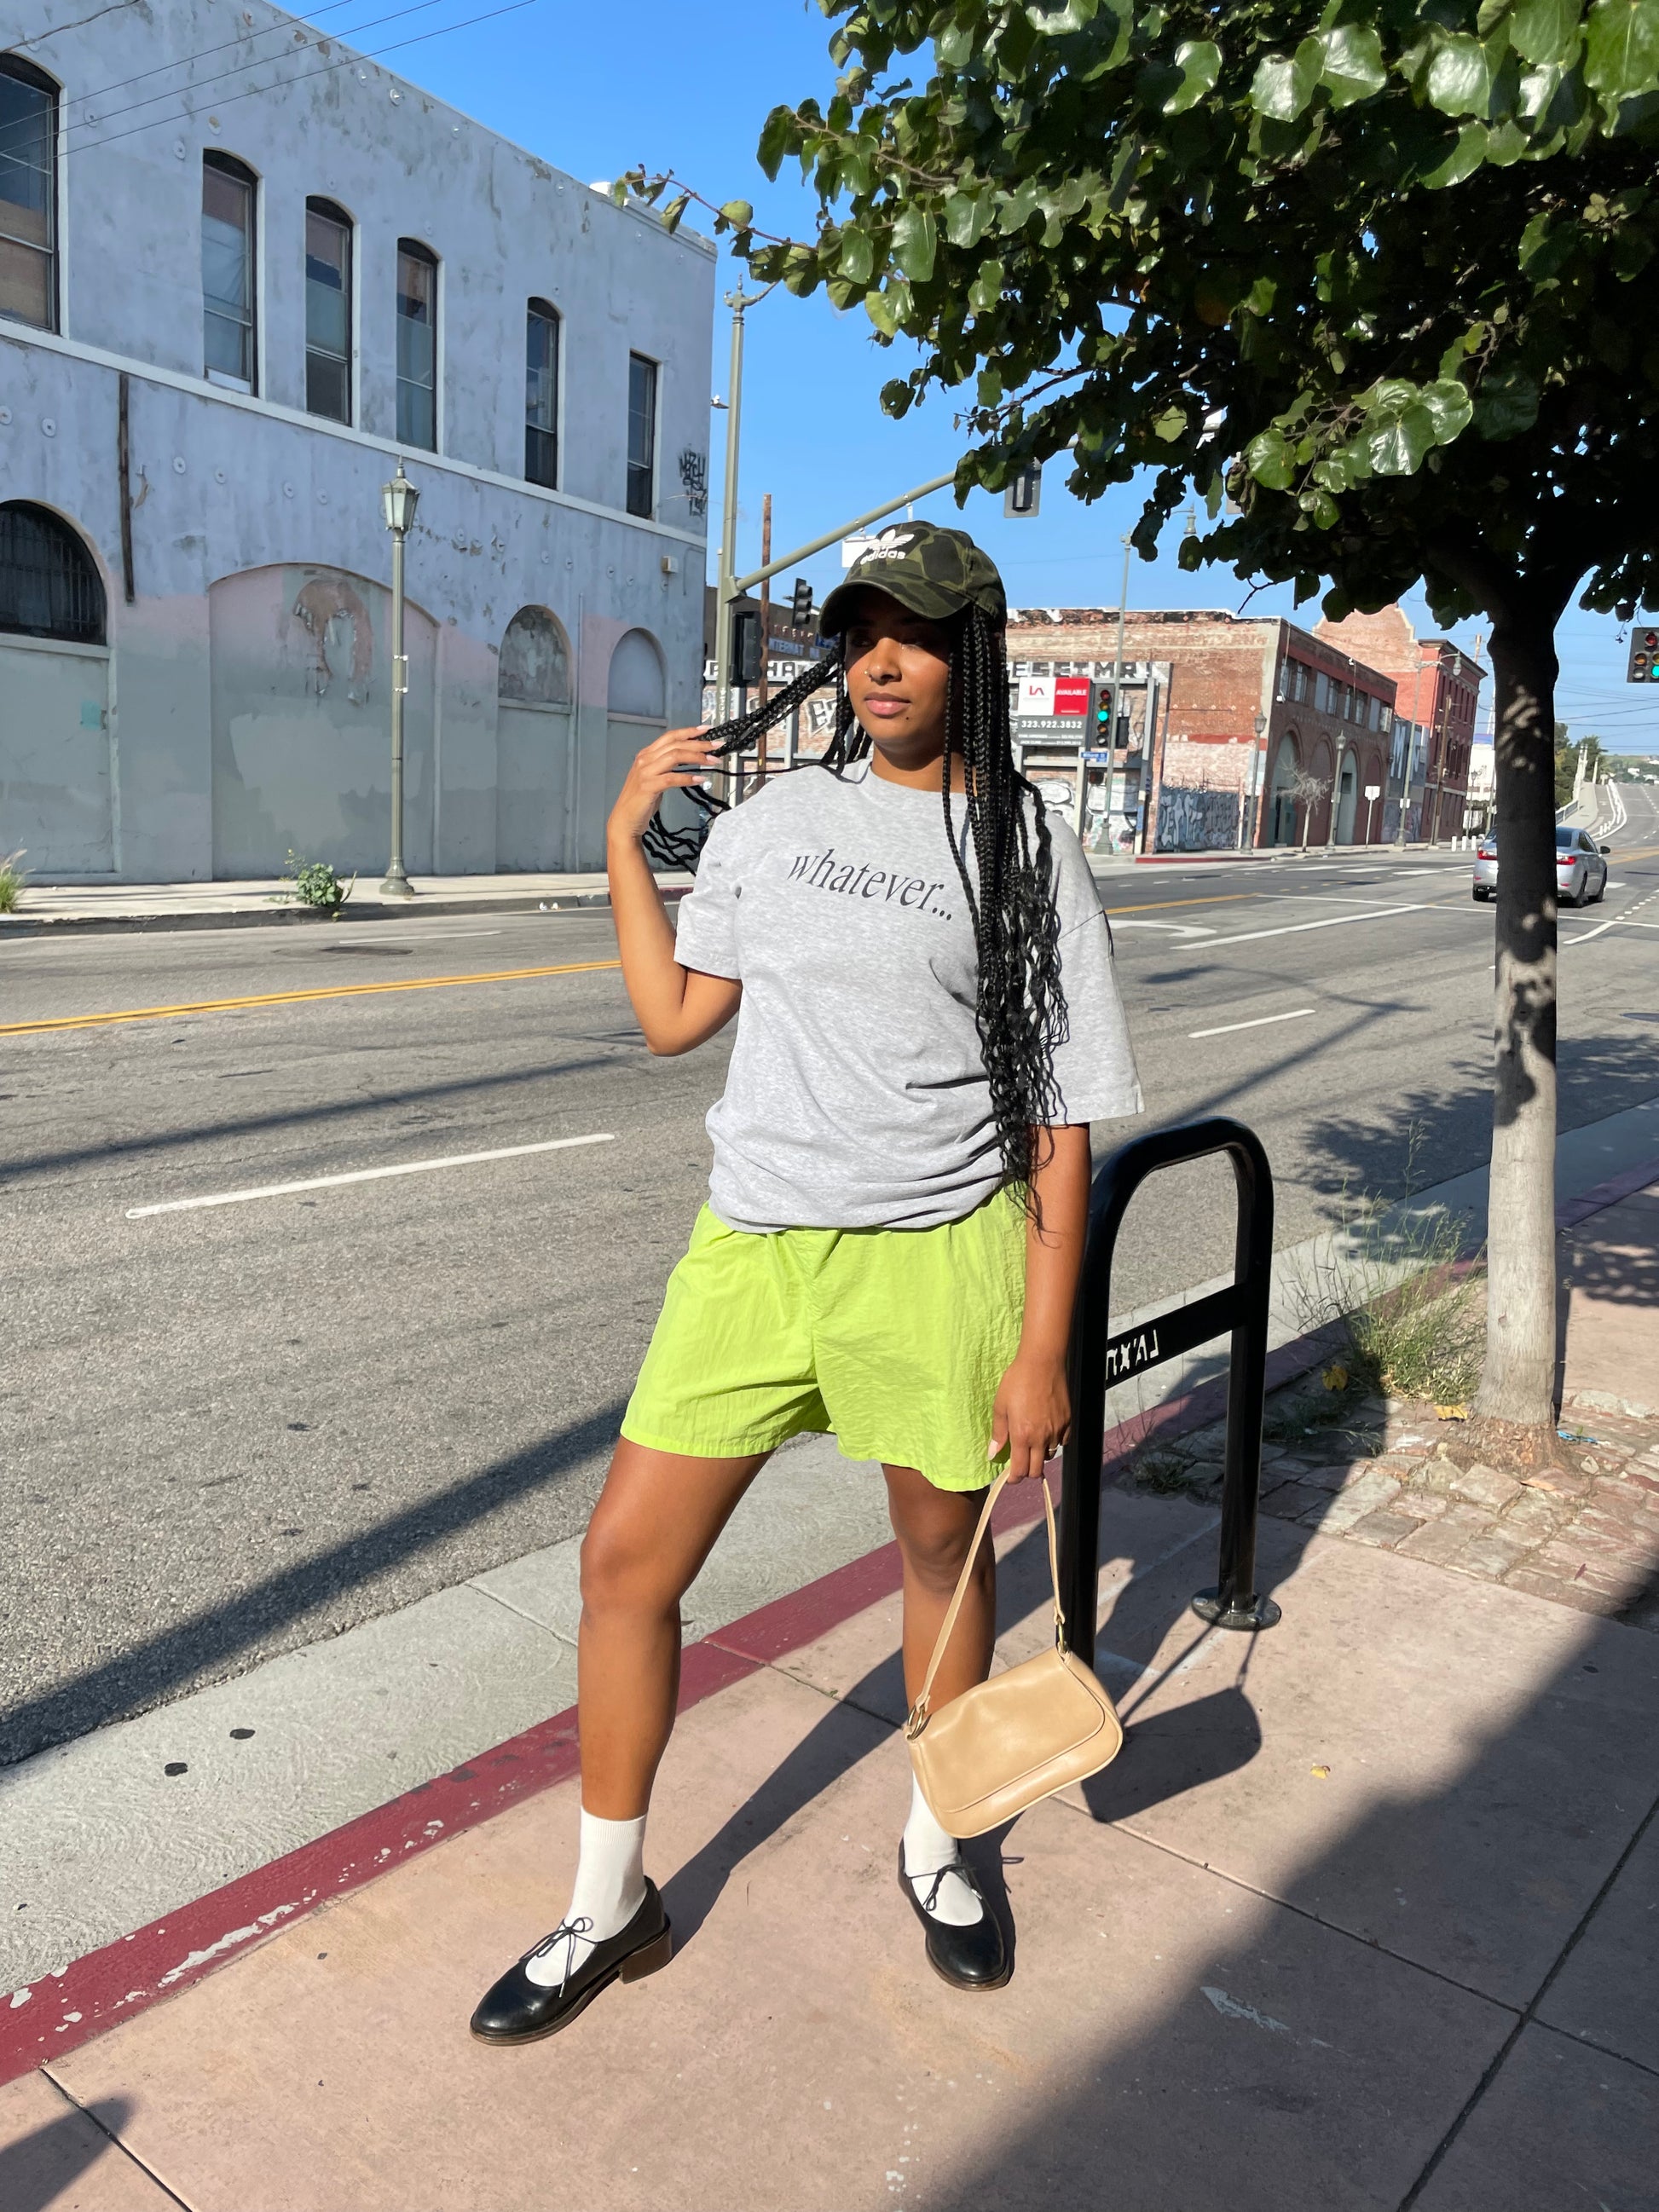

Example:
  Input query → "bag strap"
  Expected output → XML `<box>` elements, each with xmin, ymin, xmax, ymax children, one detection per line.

<box><xmin>905</xmin><ymin>1473</ymin><xmax>1066</xmax><ymax>1741</ymax></box>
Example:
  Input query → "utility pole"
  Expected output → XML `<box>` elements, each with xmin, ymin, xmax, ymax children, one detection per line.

<box><xmin>755</xmin><ymin>491</ymin><xmax>772</xmax><ymax>785</ymax></box>
<box><xmin>712</xmin><ymin>282</ymin><xmax>766</xmax><ymax>740</ymax></box>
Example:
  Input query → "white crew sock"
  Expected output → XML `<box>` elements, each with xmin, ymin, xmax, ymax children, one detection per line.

<box><xmin>902</xmin><ymin>1776</ymin><xmax>983</xmax><ymax>1928</ymax></box>
<box><xmin>523</xmin><ymin>1807</ymin><xmax>648</xmax><ymax>1988</ymax></box>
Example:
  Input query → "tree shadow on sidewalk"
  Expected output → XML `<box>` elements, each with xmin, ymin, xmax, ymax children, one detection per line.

<box><xmin>931</xmin><ymin>1532</ymin><xmax>1659</xmax><ymax>2212</ymax></box>
<box><xmin>662</xmin><ymin>1501</ymin><xmax>1263</xmax><ymax>1956</ymax></box>
<box><xmin>0</xmin><ymin>2094</ymin><xmax>134</xmax><ymax>2212</ymax></box>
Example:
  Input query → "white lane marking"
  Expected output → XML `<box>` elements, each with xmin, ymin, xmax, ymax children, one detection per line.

<box><xmin>1189</xmin><ymin>1007</ymin><xmax>1315</xmax><ymax>1039</ymax></box>
<box><xmin>1111</xmin><ymin>918</ymin><xmax>1217</xmax><ymax>938</ymax></box>
<box><xmin>1206</xmin><ymin>902</ymin><xmax>1432</xmax><ymax>948</ymax></box>
<box><xmin>126</xmin><ymin>1133</ymin><xmax>616</xmax><ymax>1218</ymax></box>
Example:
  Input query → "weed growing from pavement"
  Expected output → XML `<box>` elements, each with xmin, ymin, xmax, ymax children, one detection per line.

<box><xmin>1289</xmin><ymin>1128</ymin><xmax>1485</xmax><ymax>1409</ymax></box>
<box><xmin>276</xmin><ymin>852</ymin><xmax>355</xmax><ymax>913</ymax></box>
<box><xmin>0</xmin><ymin>847</ymin><xmax>26</xmax><ymax>913</ymax></box>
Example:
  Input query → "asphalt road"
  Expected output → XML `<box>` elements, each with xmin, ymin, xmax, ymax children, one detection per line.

<box><xmin>4</xmin><ymin>801</ymin><xmax>1656</xmax><ymax>1765</ymax></box>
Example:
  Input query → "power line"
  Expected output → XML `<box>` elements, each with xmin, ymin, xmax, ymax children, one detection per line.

<box><xmin>0</xmin><ymin>0</ymin><xmax>367</xmax><ymax>150</ymax></box>
<box><xmin>45</xmin><ymin>0</ymin><xmax>540</xmax><ymax>167</ymax></box>
<box><xmin>46</xmin><ymin>0</ymin><xmax>455</xmax><ymax>157</ymax></box>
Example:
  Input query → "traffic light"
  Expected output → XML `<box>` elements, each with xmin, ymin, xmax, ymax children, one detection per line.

<box><xmin>790</xmin><ymin>575</ymin><xmax>813</xmax><ymax>629</ymax></box>
<box><xmin>731</xmin><ymin>606</ymin><xmax>762</xmax><ymax>686</ymax></box>
<box><xmin>1627</xmin><ymin>626</ymin><xmax>1659</xmax><ymax>682</ymax></box>
<box><xmin>1003</xmin><ymin>465</ymin><xmax>1042</xmax><ymax>518</ymax></box>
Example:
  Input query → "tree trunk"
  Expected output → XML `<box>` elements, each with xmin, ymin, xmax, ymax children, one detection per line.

<box><xmin>1477</xmin><ymin>610</ymin><xmax>1561</xmax><ymax>1430</ymax></box>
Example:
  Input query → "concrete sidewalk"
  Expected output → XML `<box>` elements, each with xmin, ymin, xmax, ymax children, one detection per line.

<box><xmin>4</xmin><ymin>1171</ymin><xmax>1657</xmax><ymax>2208</ymax></box>
<box><xmin>0</xmin><ymin>869</ymin><xmax>691</xmax><ymax>934</ymax></box>
<box><xmin>0</xmin><ymin>840</ymin><xmax>1467</xmax><ymax>933</ymax></box>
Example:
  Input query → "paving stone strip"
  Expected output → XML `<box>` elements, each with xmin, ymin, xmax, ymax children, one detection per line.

<box><xmin>1120</xmin><ymin>1383</ymin><xmax>1659</xmax><ymax>1633</ymax></box>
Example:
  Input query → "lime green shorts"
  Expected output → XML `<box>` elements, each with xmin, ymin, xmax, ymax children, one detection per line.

<box><xmin>621</xmin><ymin>1190</ymin><xmax>1026</xmax><ymax>1493</ymax></box>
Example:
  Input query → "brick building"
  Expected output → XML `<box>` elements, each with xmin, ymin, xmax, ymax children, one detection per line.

<box><xmin>1315</xmin><ymin>608</ymin><xmax>1485</xmax><ymax>842</ymax></box>
<box><xmin>1006</xmin><ymin>608</ymin><xmax>1398</xmax><ymax>851</ymax></box>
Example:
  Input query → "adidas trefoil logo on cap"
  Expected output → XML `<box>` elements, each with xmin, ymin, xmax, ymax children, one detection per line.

<box><xmin>853</xmin><ymin>528</ymin><xmax>917</xmax><ymax>564</ymax></box>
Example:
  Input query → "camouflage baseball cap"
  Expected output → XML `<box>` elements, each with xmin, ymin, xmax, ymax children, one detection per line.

<box><xmin>818</xmin><ymin>521</ymin><xmax>1006</xmax><ymax>636</ymax></box>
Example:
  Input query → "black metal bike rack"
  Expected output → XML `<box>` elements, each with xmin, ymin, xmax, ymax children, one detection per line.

<box><xmin>1058</xmin><ymin>1117</ymin><xmax>1280</xmax><ymax>1661</ymax></box>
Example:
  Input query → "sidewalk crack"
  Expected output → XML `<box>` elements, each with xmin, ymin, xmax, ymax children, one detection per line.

<box><xmin>1394</xmin><ymin>1778</ymin><xmax>1659</xmax><ymax>2211</ymax></box>
<box><xmin>37</xmin><ymin>2065</ymin><xmax>195</xmax><ymax>2209</ymax></box>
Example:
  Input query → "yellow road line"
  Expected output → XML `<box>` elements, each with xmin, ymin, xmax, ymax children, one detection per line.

<box><xmin>1101</xmin><ymin>892</ymin><xmax>1263</xmax><ymax>915</ymax></box>
<box><xmin>0</xmin><ymin>960</ymin><xmax>623</xmax><ymax>1038</ymax></box>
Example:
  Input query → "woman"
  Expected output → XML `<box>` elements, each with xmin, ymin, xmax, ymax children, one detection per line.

<box><xmin>471</xmin><ymin>523</ymin><xmax>1141</xmax><ymax>2042</ymax></box>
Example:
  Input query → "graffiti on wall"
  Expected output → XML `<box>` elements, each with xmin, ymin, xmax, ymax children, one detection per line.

<box><xmin>292</xmin><ymin>575</ymin><xmax>373</xmax><ymax>704</ymax></box>
<box><xmin>1156</xmin><ymin>784</ymin><xmax>1240</xmax><ymax>852</ymax></box>
<box><xmin>678</xmin><ymin>449</ymin><xmax>708</xmax><ymax>518</ymax></box>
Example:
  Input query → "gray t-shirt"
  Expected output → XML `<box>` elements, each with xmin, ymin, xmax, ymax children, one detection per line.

<box><xmin>673</xmin><ymin>762</ymin><xmax>1143</xmax><ymax>1232</ymax></box>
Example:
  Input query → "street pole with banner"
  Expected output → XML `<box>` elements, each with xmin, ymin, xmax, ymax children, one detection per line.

<box><xmin>379</xmin><ymin>459</ymin><xmax>419</xmax><ymax>899</ymax></box>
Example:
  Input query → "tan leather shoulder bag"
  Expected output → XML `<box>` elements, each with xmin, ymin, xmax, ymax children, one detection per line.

<box><xmin>906</xmin><ymin>1472</ymin><xmax>1123</xmax><ymax>1838</ymax></box>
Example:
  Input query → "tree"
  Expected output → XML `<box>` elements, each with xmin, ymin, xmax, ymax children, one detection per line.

<box><xmin>626</xmin><ymin>0</ymin><xmax>1659</xmax><ymax>1447</ymax></box>
<box><xmin>1286</xmin><ymin>766</ymin><xmax>1333</xmax><ymax>851</ymax></box>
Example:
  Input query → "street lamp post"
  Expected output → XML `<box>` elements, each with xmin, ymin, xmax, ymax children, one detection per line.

<box><xmin>380</xmin><ymin>459</ymin><xmax>419</xmax><ymax>899</ymax></box>
<box><xmin>1242</xmin><ymin>710</ymin><xmax>1267</xmax><ymax>850</ymax></box>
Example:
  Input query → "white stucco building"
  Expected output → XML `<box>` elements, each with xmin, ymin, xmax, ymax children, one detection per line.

<box><xmin>0</xmin><ymin>0</ymin><xmax>714</xmax><ymax>879</ymax></box>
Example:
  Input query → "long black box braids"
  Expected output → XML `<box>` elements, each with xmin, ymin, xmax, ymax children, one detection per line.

<box><xmin>639</xmin><ymin>649</ymin><xmax>858</xmax><ymax>873</ymax></box>
<box><xmin>940</xmin><ymin>604</ymin><xmax>1066</xmax><ymax>1198</ymax></box>
<box><xmin>641</xmin><ymin>610</ymin><xmax>1066</xmax><ymax>1199</ymax></box>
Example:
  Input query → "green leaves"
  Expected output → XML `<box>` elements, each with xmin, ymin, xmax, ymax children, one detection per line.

<box><xmin>1246</xmin><ymin>427</ymin><xmax>1298</xmax><ymax>490</ymax></box>
<box><xmin>1164</xmin><ymin>38</ymin><xmax>1222</xmax><ymax>113</ymax></box>
<box><xmin>1583</xmin><ymin>0</ymin><xmax>1659</xmax><ymax>93</ymax></box>
<box><xmin>1425</xmin><ymin>33</ymin><xmax>1507</xmax><ymax>115</ymax></box>
<box><xmin>1251</xmin><ymin>42</ymin><xmax>1320</xmax><ymax>119</ymax></box>
<box><xmin>1472</xmin><ymin>364</ymin><xmax>1543</xmax><ymax>435</ymax></box>
<box><xmin>1315</xmin><ymin>25</ymin><xmax>1387</xmax><ymax>106</ymax></box>
<box><xmin>1507</xmin><ymin>0</ymin><xmax>1587</xmax><ymax>65</ymax></box>
<box><xmin>1349</xmin><ymin>377</ymin><xmax>1474</xmax><ymax>475</ymax></box>
<box><xmin>1250</xmin><ymin>26</ymin><xmax>1384</xmax><ymax>118</ymax></box>
<box><xmin>945</xmin><ymin>190</ymin><xmax>993</xmax><ymax>248</ymax></box>
<box><xmin>837</xmin><ymin>224</ymin><xmax>876</xmax><ymax>283</ymax></box>
<box><xmin>757</xmin><ymin>105</ymin><xmax>795</xmax><ymax>182</ymax></box>
<box><xmin>891</xmin><ymin>204</ymin><xmax>938</xmax><ymax>281</ymax></box>
<box><xmin>719</xmin><ymin>199</ymin><xmax>754</xmax><ymax>230</ymax></box>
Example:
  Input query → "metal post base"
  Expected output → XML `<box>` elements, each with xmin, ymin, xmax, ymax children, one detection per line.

<box><xmin>379</xmin><ymin>869</ymin><xmax>415</xmax><ymax>899</ymax></box>
<box><xmin>1191</xmin><ymin>1586</ymin><xmax>1282</xmax><ymax>1632</ymax></box>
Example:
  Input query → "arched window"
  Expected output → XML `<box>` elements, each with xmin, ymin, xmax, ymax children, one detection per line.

<box><xmin>304</xmin><ymin>197</ymin><xmax>352</xmax><ymax>424</ymax></box>
<box><xmin>525</xmin><ymin>299</ymin><xmax>559</xmax><ymax>488</ymax></box>
<box><xmin>0</xmin><ymin>57</ymin><xmax>59</xmax><ymax>331</ymax></box>
<box><xmin>498</xmin><ymin>606</ymin><xmax>570</xmax><ymax>704</ymax></box>
<box><xmin>203</xmin><ymin>152</ymin><xmax>258</xmax><ymax>391</ymax></box>
<box><xmin>608</xmin><ymin>629</ymin><xmax>665</xmax><ymax>719</ymax></box>
<box><xmin>0</xmin><ymin>503</ymin><xmax>105</xmax><ymax>644</ymax></box>
<box><xmin>396</xmin><ymin>239</ymin><xmax>437</xmax><ymax>450</ymax></box>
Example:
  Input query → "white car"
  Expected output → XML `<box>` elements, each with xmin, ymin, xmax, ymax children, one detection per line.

<box><xmin>1472</xmin><ymin>826</ymin><xmax>1609</xmax><ymax>905</ymax></box>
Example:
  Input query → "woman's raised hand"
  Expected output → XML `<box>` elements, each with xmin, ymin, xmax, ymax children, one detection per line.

<box><xmin>607</xmin><ymin>727</ymin><xmax>720</xmax><ymax>848</ymax></box>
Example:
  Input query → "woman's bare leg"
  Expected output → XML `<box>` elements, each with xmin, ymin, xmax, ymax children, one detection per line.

<box><xmin>883</xmin><ymin>1464</ymin><xmax>1005</xmax><ymax>1952</ymax></box>
<box><xmin>883</xmin><ymin>1462</ymin><xmax>996</xmax><ymax>1712</ymax></box>
<box><xmin>576</xmin><ymin>1438</ymin><xmax>772</xmax><ymax>1818</ymax></box>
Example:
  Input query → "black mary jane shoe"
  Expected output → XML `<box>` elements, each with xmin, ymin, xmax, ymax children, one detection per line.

<box><xmin>470</xmin><ymin>1880</ymin><xmax>672</xmax><ymax>2045</ymax></box>
<box><xmin>898</xmin><ymin>1845</ymin><xmax>1009</xmax><ymax>1993</ymax></box>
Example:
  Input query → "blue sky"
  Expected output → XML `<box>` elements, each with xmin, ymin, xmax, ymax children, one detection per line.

<box><xmin>404</xmin><ymin>0</ymin><xmax>1651</xmax><ymax>752</ymax></box>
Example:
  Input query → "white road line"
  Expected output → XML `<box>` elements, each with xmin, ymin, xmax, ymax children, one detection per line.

<box><xmin>1189</xmin><ymin>1008</ymin><xmax>1315</xmax><ymax>1039</ymax></box>
<box><xmin>1206</xmin><ymin>902</ymin><xmax>1432</xmax><ymax>948</ymax></box>
<box><xmin>126</xmin><ymin>1133</ymin><xmax>616</xmax><ymax>1218</ymax></box>
<box><xmin>1111</xmin><ymin>918</ymin><xmax>1218</xmax><ymax>938</ymax></box>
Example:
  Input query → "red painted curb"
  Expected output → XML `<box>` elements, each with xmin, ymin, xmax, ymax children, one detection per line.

<box><xmin>0</xmin><ymin>1652</ymin><xmax>760</xmax><ymax>2088</ymax></box>
<box><xmin>23</xmin><ymin>1168</ymin><xmax>1641</xmax><ymax>2089</ymax></box>
<box><xmin>0</xmin><ymin>1346</ymin><xmax>1327</xmax><ymax>2088</ymax></box>
<box><xmin>1555</xmin><ymin>1154</ymin><xmax>1659</xmax><ymax>1233</ymax></box>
